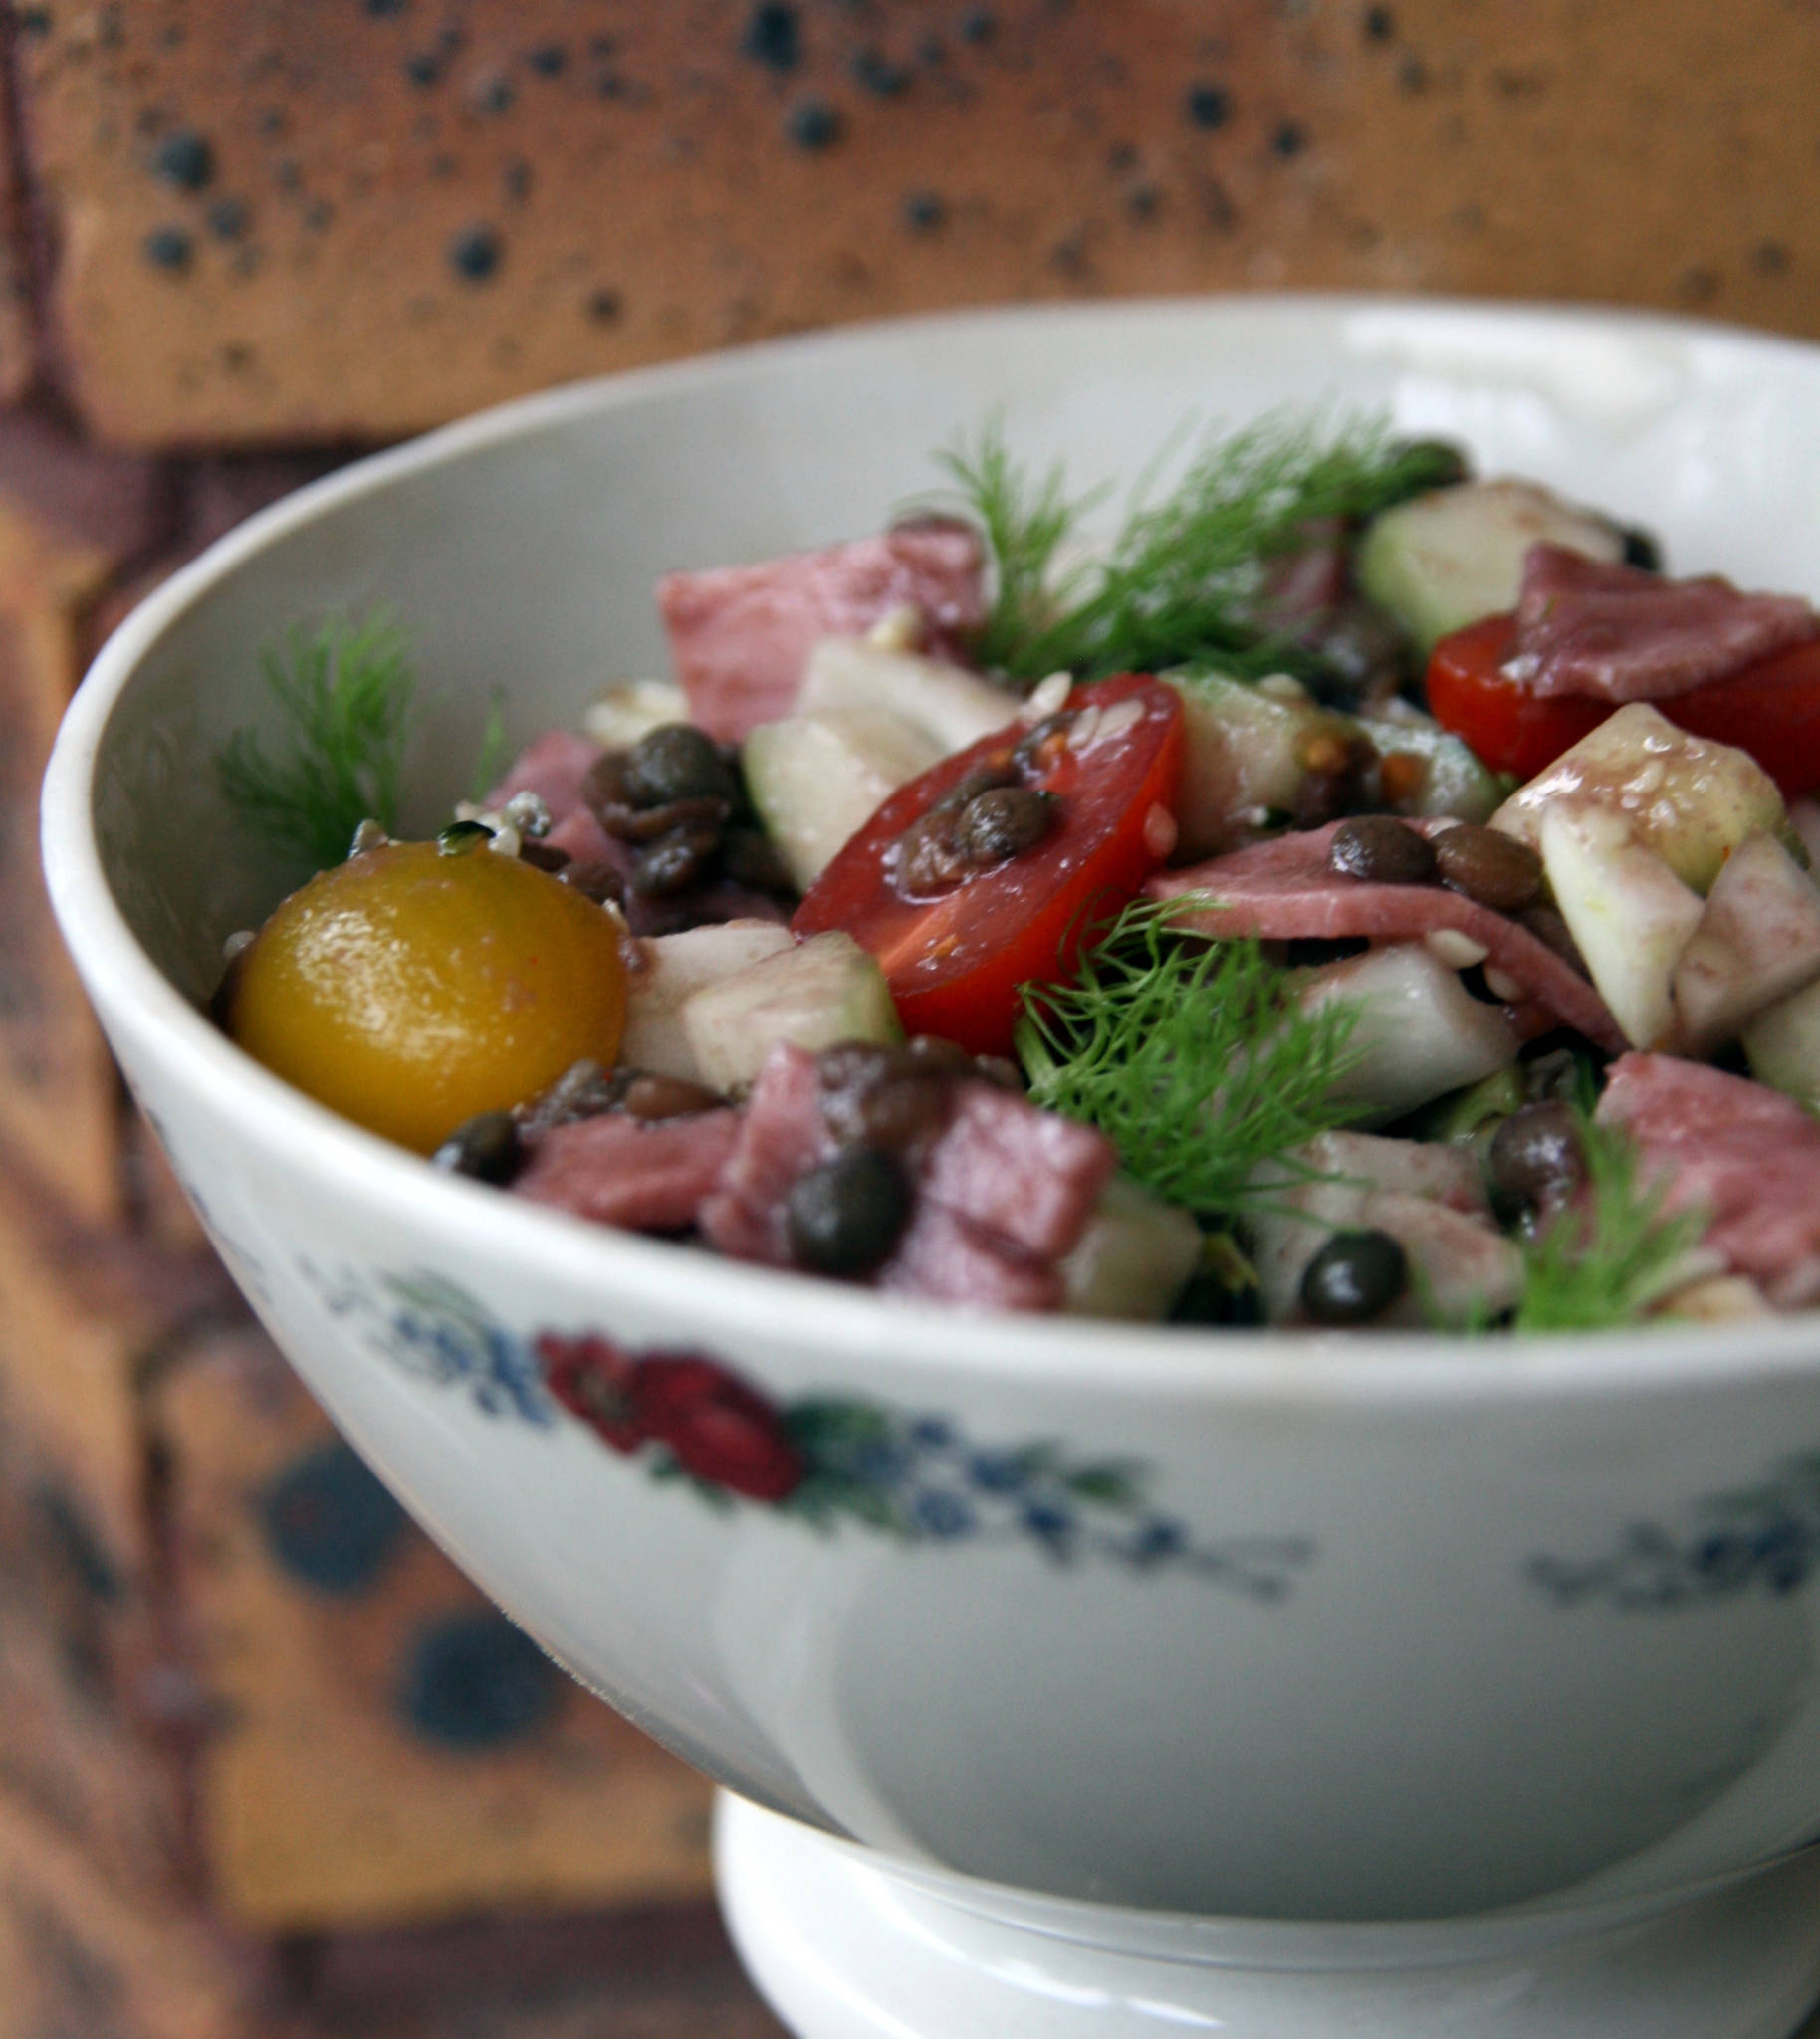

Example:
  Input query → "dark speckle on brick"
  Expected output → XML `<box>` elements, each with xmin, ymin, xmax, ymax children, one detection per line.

<box><xmin>366</xmin><ymin>0</ymin><xmax>407</xmax><ymax>15</ymax></box>
<box><xmin>1752</xmin><ymin>240</ymin><xmax>1792</xmax><ymax>278</ymax></box>
<box><xmin>273</xmin><ymin>155</ymin><xmax>302</xmax><ymax>192</ymax></box>
<box><xmin>405</xmin><ymin>49</ymin><xmax>443</xmax><ymax>87</ymax></box>
<box><xmin>1676</xmin><ymin>264</ymin><xmax>1720</xmax><ymax>306</ymax></box>
<box><xmin>1271</xmin><ymin>120</ymin><xmax>1306</xmax><ymax>158</ymax></box>
<box><xmin>959</xmin><ymin>8</ymin><xmax>996</xmax><ymax>44</ymax></box>
<box><xmin>16</xmin><ymin>8</ymin><xmax>51</xmax><ymax>38</ymax></box>
<box><xmin>743</xmin><ymin>2</ymin><xmax>802</xmax><ymax>72</ymax></box>
<box><xmin>902</xmin><ymin>188</ymin><xmax>946</xmax><ymax>231</ymax></box>
<box><xmin>398</xmin><ymin>1609</ymin><xmax>559</xmax><ymax>1750</ymax></box>
<box><xmin>587</xmin><ymin>287</ymin><xmax>623</xmax><ymax>322</ymax></box>
<box><xmin>589</xmin><ymin>34</ymin><xmax>617</xmax><ymax>59</ymax></box>
<box><xmin>1186</xmin><ymin>82</ymin><xmax>1231</xmax><ymax>130</ymax></box>
<box><xmin>207</xmin><ymin>195</ymin><xmax>249</xmax><ymax>239</ymax></box>
<box><xmin>918</xmin><ymin>34</ymin><xmax>947</xmax><ymax>65</ymax></box>
<box><xmin>1363</xmin><ymin>5</ymin><xmax>1395</xmax><ymax>39</ymax></box>
<box><xmin>143</xmin><ymin>225</ymin><xmax>193</xmax><ymax>272</ymax></box>
<box><xmin>1127</xmin><ymin>180</ymin><xmax>1162</xmax><ymax>221</ymax></box>
<box><xmin>786</xmin><ymin>97</ymin><xmax>842</xmax><ymax>149</ymax></box>
<box><xmin>502</xmin><ymin>157</ymin><xmax>533</xmax><ymax>204</ymax></box>
<box><xmin>851</xmin><ymin>49</ymin><xmax>909</xmax><ymax>97</ymax></box>
<box><xmin>1399</xmin><ymin>55</ymin><xmax>1429</xmax><ymax>93</ymax></box>
<box><xmin>260</xmin><ymin>1442</ymin><xmax>407</xmax><ymax>1596</ymax></box>
<box><xmin>303</xmin><ymin>196</ymin><xmax>334</xmax><ymax>231</ymax></box>
<box><xmin>526</xmin><ymin>43</ymin><xmax>568</xmax><ymax>77</ymax></box>
<box><xmin>449</xmin><ymin>223</ymin><xmax>502</xmax><ymax>281</ymax></box>
<box><xmin>152</xmin><ymin>127</ymin><xmax>214</xmax><ymax>191</ymax></box>
<box><xmin>470</xmin><ymin>71</ymin><xmax>515</xmax><ymax>114</ymax></box>
<box><xmin>257</xmin><ymin>108</ymin><xmax>287</xmax><ymax>137</ymax></box>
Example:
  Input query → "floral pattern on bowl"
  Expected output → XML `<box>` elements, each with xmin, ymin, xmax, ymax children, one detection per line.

<box><xmin>304</xmin><ymin>1259</ymin><xmax>1315</xmax><ymax>1594</ymax></box>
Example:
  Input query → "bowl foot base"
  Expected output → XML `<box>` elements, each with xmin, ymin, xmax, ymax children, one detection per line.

<box><xmin>716</xmin><ymin>1793</ymin><xmax>1820</xmax><ymax>2039</ymax></box>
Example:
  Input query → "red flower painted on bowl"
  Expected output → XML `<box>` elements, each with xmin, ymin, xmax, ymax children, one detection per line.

<box><xmin>540</xmin><ymin>1335</ymin><xmax>804</xmax><ymax>1502</ymax></box>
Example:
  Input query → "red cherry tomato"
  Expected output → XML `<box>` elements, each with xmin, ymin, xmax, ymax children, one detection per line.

<box><xmin>793</xmin><ymin>672</ymin><xmax>1185</xmax><ymax>1054</ymax></box>
<box><xmin>1426</xmin><ymin>616</ymin><xmax>1608</xmax><ymax>783</ymax></box>
<box><xmin>1427</xmin><ymin>615</ymin><xmax>1820</xmax><ymax>797</ymax></box>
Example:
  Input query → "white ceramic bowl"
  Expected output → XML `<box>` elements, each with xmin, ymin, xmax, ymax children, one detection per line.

<box><xmin>42</xmin><ymin>298</ymin><xmax>1820</xmax><ymax>2037</ymax></box>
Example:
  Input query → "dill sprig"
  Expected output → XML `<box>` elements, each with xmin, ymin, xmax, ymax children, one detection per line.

<box><xmin>1511</xmin><ymin>1113</ymin><xmax>1707</xmax><ymax>1334</ymax></box>
<box><xmin>215</xmin><ymin>611</ymin><xmax>415</xmax><ymax>868</ymax></box>
<box><xmin>1015</xmin><ymin>898</ymin><xmax>1365</xmax><ymax>1220</ymax></box>
<box><xmin>938</xmin><ymin>413</ymin><xmax>1460</xmax><ymax>685</ymax></box>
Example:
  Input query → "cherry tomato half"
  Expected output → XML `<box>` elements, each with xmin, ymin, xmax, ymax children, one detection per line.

<box><xmin>1427</xmin><ymin>615</ymin><xmax>1820</xmax><ymax>797</ymax></box>
<box><xmin>793</xmin><ymin>673</ymin><xmax>1185</xmax><ymax>1054</ymax></box>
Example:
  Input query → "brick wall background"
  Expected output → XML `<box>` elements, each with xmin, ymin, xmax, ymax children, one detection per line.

<box><xmin>7</xmin><ymin>2</ymin><xmax>1820</xmax><ymax>2034</ymax></box>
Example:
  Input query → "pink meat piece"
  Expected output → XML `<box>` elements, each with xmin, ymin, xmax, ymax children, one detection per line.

<box><xmin>919</xmin><ymin>1081</ymin><xmax>1116</xmax><ymax>1260</ymax></box>
<box><xmin>1596</xmin><ymin>1053</ymin><xmax>1820</xmax><ymax>1306</ymax></box>
<box><xmin>657</xmin><ymin>516</ymin><xmax>989</xmax><ymax>743</ymax></box>
<box><xmin>1147</xmin><ymin>817</ymin><xmax>1626</xmax><ymax>1053</ymax></box>
<box><xmin>699</xmin><ymin>1043</ymin><xmax>1113</xmax><ymax>1309</ymax></box>
<box><xmin>489</xmin><ymin>728</ymin><xmax>604</xmax><ymax>823</ymax></box>
<box><xmin>513</xmin><ymin>1109</ymin><xmax>742</xmax><ymax>1234</ymax></box>
<box><xmin>1506</xmin><ymin>544</ymin><xmax>1818</xmax><ymax>703</ymax></box>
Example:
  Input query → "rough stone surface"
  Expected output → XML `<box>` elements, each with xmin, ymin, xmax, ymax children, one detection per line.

<box><xmin>9</xmin><ymin>0</ymin><xmax>1820</xmax><ymax>446</ymax></box>
<box><xmin>155</xmin><ymin>1324</ymin><xmax>717</xmax><ymax>1933</ymax></box>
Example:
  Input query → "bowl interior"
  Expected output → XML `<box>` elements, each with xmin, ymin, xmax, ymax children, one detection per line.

<box><xmin>81</xmin><ymin>295</ymin><xmax>1820</xmax><ymax>1009</ymax></box>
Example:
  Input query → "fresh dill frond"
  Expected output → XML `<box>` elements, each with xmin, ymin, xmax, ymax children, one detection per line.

<box><xmin>932</xmin><ymin>420</ymin><xmax>1103</xmax><ymax>675</ymax></box>
<box><xmin>216</xmin><ymin>611</ymin><xmax>415</xmax><ymax>867</ymax></box>
<box><xmin>1511</xmin><ymin>1114</ymin><xmax>1707</xmax><ymax>1335</ymax></box>
<box><xmin>1015</xmin><ymin>898</ymin><xmax>1365</xmax><ymax>1220</ymax></box>
<box><xmin>939</xmin><ymin>411</ymin><xmax>1458</xmax><ymax>685</ymax></box>
<box><xmin>468</xmin><ymin>687</ymin><xmax>510</xmax><ymax>804</ymax></box>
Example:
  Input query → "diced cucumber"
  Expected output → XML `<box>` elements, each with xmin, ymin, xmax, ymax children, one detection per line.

<box><xmin>1295</xmin><ymin>942</ymin><xmax>1519</xmax><ymax>1121</ymax></box>
<box><xmin>1671</xmin><ymin>831</ymin><xmax>1820</xmax><ymax>1051</ymax></box>
<box><xmin>1743</xmin><ymin>975</ymin><xmax>1820</xmax><ymax>1107</ymax></box>
<box><xmin>1356</xmin><ymin>478</ymin><xmax>1625</xmax><ymax>656</ymax></box>
<box><xmin>1537</xmin><ymin>804</ymin><xmax>1703</xmax><ymax>1051</ymax></box>
<box><xmin>681</xmin><ymin>931</ymin><xmax>900</xmax><ymax>1094</ymax></box>
<box><xmin>1358</xmin><ymin>711</ymin><xmax>1502</xmax><ymax>822</ymax></box>
<box><xmin>743</xmin><ymin>708</ymin><xmax>944</xmax><ymax>890</ymax></box>
<box><xmin>1166</xmin><ymin>671</ymin><xmax>1357</xmax><ymax>858</ymax></box>
<box><xmin>799</xmin><ymin>636</ymin><xmax>1021</xmax><ymax>753</ymax></box>
<box><xmin>621</xmin><ymin>921</ymin><xmax>795</xmax><ymax>1082</ymax></box>
<box><xmin>1058</xmin><ymin>1175</ymin><xmax>1202</xmax><ymax>1321</ymax></box>
<box><xmin>580</xmin><ymin>679</ymin><xmax>692</xmax><ymax>750</ymax></box>
<box><xmin>1492</xmin><ymin>703</ymin><xmax>1785</xmax><ymax>894</ymax></box>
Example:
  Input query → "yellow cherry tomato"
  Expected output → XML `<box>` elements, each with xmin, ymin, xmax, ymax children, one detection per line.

<box><xmin>227</xmin><ymin>839</ymin><xmax>627</xmax><ymax>1154</ymax></box>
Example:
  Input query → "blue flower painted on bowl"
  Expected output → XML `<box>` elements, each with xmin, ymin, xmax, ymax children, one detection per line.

<box><xmin>1529</xmin><ymin>1453</ymin><xmax>1820</xmax><ymax>1608</ymax></box>
<box><xmin>305</xmin><ymin>1261</ymin><xmax>1315</xmax><ymax>1595</ymax></box>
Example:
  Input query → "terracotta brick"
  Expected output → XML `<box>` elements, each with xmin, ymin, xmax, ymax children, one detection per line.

<box><xmin>13</xmin><ymin>0</ymin><xmax>1820</xmax><ymax>449</ymax></box>
<box><xmin>0</xmin><ymin>1790</ymin><xmax>246</xmax><ymax>2039</ymax></box>
<box><xmin>156</xmin><ymin>1323</ymin><xmax>716</xmax><ymax>1934</ymax></box>
<box><xmin>0</xmin><ymin>28</ymin><xmax>40</xmax><ymax>407</ymax></box>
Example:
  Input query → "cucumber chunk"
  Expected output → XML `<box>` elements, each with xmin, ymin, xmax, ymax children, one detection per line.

<box><xmin>621</xmin><ymin>921</ymin><xmax>795</xmax><ymax>1082</ymax></box>
<box><xmin>743</xmin><ymin>708</ymin><xmax>944</xmax><ymax>890</ymax></box>
<box><xmin>1058</xmin><ymin>1176</ymin><xmax>1202</xmax><ymax>1321</ymax></box>
<box><xmin>681</xmin><ymin>931</ymin><xmax>901</xmax><ymax>1093</ymax></box>
<box><xmin>1357</xmin><ymin>478</ymin><xmax>1625</xmax><ymax>656</ymax></box>
<box><xmin>798</xmin><ymin>636</ymin><xmax>1020</xmax><ymax>753</ymax></box>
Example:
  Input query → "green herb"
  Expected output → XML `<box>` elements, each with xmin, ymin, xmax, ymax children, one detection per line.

<box><xmin>215</xmin><ymin>611</ymin><xmax>415</xmax><ymax>867</ymax></box>
<box><xmin>468</xmin><ymin>688</ymin><xmax>509</xmax><ymax>804</ymax></box>
<box><xmin>1015</xmin><ymin>898</ymin><xmax>1365</xmax><ymax>1220</ymax></box>
<box><xmin>937</xmin><ymin>412</ymin><xmax>1460</xmax><ymax>686</ymax></box>
<box><xmin>1511</xmin><ymin>1113</ymin><xmax>1706</xmax><ymax>1334</ymax></box>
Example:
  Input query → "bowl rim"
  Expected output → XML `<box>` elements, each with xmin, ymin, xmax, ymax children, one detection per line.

<box><xmin>43</xmin><ymin>289</ymin><xmax>1820</xmax><ymax>1409</ymax></box>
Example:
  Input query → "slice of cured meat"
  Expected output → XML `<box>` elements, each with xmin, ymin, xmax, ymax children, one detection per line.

<box><xmin>658</xmin><ymin>517</ymin><xmax>988</xmax><ymax>743</ymax></box>
<box><xmin>1596</xmin><ymin>1051</ymin><xmax>1820</xmax><ymax>1307</ymax></box>
<box><xmin>513</xmin><ymin>1109</ymin><xmax>743</xmax><ymax>1233</ymax></box>
<box><xmin>699</xmin><ymin>1042</ymin><xmax>1114</xmax><ymax>1310</ymax></box>
<box><xmin>1505</xmin><ymin>544</ymin><xmax>1817</xmax><ymax>703</ymax></box>
<box><xmin>1147</xmin><ymin>817</ymin><xmax>1625</xmax><ymax>1052</ymax></box>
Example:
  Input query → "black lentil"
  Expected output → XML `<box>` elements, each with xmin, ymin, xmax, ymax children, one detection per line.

<box><xmin>433</xmin><ymin>1110</ymin><xmax>523</xmax><ymax>1185</ymax></box>
<box><xmin>786</xmin><ymin>1147</ymin><xmax>914</xmax><ymax>1275</ymax></box>
<box><xmin>1621</xmin><ymin>526</ymin><xmax>1663</xmax><ymax>572</ymax></box>
<box><xmin>1301</xmin><ymin>1230</ymin><xmax>1409</xmax><ymax>1324</ymax></box>
<box><xmin>955</xmin><ymin>785</ymin><xmax>1055</xmax><ymax>865</ymax></box>
<box><xmin>1328</xmin><ymin>814</ymin><xmax>1438</xmax><ymax>886</ymax></box>
<box><xmin>557</xmin><ymin>858</ymin><xmax>626</xmax><ymax>906</ymax></box>
<box><xmin>1488</xmin><ymin>1101</ymin><xmax>1585</xmax><ymax>1225</ymax></box>
<box><xmin>448</xmin><ymin>224</ymin><xmax>502</xmax><ymax>281</ymax></box>
<box><xmin>1432</xmin><ymin>825</ymin><xmax>1543</xmax><ymax>912</ymax></box>
<box><xmin>152</xmin><ymin>128</ymin><xmax>214</xmax><ymax>191</ymax></box>
<box><xmin>620</xmin><ymin>723</ymin><xmax>739</xmax><ymax>807</ymax></box>
<box><xmin>631</xmin><ymin>825</ymin><xmax>723</xmax><ymax>896</ymax></box>
<box><xmin>517</xmin><ymin>838</ymin><xmax>571</xmax><ymax>874</ymax></box>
